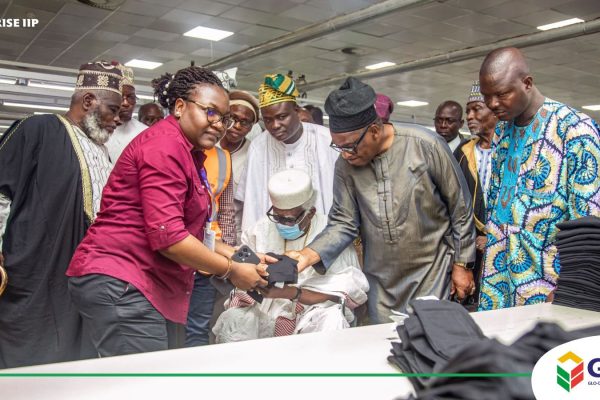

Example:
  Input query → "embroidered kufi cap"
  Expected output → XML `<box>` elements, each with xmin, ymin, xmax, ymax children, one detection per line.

<box><xmin>258</xmin><ymin>73</ymin><xmax>299</xmax><ymax>108</ymax></box>
<box><xmin>268</xmin><ymin>169</ymin><xmax>313</xmax><ymax>210</ymax></box>
<box><xmin>75</xmin><ymin>61</ymin><xmax>123</xmax><ymax>95</ymax></box>
<box><xmin>468</xmin><ymin>80</ymin><xmax>484</xmax><ymax>104</ymax></box>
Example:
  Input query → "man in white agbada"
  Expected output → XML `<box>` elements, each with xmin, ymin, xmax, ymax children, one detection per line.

<box><xmin>214</xmin><ymin>170</ymin><xmax>368</xmax><ymax>342</ymax></box>
<box><xmin>105</xmin><ymin>64</ymin><xmax>147</xmax><ymax>163</ymax></box>
<box><xmin>235</xmin><ymin>73</ymin><xmax>339</xmax><ymax>232</ymax></box>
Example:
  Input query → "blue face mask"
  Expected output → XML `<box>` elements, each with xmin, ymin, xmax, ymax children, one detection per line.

<box><xmin>276</xmin><ymin>223</ymin><xmax>305</xmax><ymax>240</ymax></box>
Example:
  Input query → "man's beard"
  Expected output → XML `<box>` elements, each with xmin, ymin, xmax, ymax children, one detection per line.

<box><xmin>82</xmin><ymin>110</ymin><xmax>111</xmax><ymax>145</ymax></box>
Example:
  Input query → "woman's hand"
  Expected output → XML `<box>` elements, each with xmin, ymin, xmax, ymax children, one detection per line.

<box><xmin>228</xmin><ymin>261</ymin><xmax>268</xmax><ymax>291</ymax></box>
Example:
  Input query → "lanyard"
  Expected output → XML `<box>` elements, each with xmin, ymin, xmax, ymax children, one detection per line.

<box><xmin>198</xmin><ymin>167</ymin><xmax>214</xmax><ymax>223</ymax></box>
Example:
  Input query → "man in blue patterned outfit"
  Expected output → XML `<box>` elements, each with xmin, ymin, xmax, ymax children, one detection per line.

<box><xmin>478</xmin><ymin>47</ymin><xmax>600</xmax><ymax>310</ymax></box>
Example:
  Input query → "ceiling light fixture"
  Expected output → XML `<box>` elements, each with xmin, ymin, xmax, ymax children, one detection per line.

<box><xmin>583</xmin><ymin>105</ymin><xmax>600</xmax><ymax>111</ymax></box>
<box><xmin>365</xmin><ymin>61</ymin><xmax>396</xmax><ymax>70</ymax></box>
<box><xmin>396</xmin><ymin>100</ymin><xmax>428</xmax><ymax>107</ymax></box>
<box><xmin>537</xmin><ymin>18</ymin><xmax>584</xmax><ymax>31</ymax></box>
<box><xmin>0</xmin><ymin>78</ymin><xmax>15</xmax><ymax>85</ymax></box>
<box><xmin>28</xmin><ymin>81</ymin><xmax>74</xmax><ymax>91</ymax></box>
<box><xmin>184</xmin><ymin>26</ymin><xmax>234</xmax><ymax>41</ymax></box>
<box><xmin>125</xmin><ymin>59</ymin><xmax>163</xmax><ymax>70</ymax></box>
<box><xmin>137</xmin><ymin>94</ymin><xmax>154</xmax><ymax>100</ymax></box>
<box><xmin>3</xmin><ymin>102</ymin><xmax>69</xmax><ymax>111</ymax></box>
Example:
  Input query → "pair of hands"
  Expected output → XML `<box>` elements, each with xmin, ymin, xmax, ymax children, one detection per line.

<box><xmin>227</xmin><ymin>252</ymin><xmax>276</xmax><ymax>291</ymax></box>
<box><xmin>229</xmin><ymin>248</ymin><xmax>316</xmax><ymax>291</ymax></box>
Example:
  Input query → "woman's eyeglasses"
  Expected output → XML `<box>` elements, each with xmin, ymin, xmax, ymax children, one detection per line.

<box><xmin>186</xmin><ymin>100</ymin><xmax>234</xmax><ymax>130</ymax></box>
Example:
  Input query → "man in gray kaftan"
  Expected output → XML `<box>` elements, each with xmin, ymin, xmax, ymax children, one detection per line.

<box><xmin>288</xmin><ymin>77</ymin><xmax>476</xmax><ymax>324</ymax></box>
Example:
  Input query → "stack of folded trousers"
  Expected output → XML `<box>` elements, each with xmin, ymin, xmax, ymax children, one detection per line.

<box><xmin>389</xmin><ymin>300</ymin><xmax>600</xmax><ymax>399</ymax></box>
<box><xmin>553</xmin><ymin>216</ymin><xmax>600</xmax><ymax>312</ymax></box>
<box><xmin>388</xmin><ymin>300</ymin><xmax>486</xmax><ymax>389</ymax></box>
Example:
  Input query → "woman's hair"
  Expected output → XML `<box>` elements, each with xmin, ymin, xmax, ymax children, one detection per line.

<box><xmin>151</xmin><ymin>66</ymin><xmax>224</xmax><ymax>111</ymax></box>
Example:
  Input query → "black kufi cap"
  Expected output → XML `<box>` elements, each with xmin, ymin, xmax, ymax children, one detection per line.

<box><xmin>324</xmin><ymin>76</ymin><xmax>378</xmax><ymax>133</ymax></box>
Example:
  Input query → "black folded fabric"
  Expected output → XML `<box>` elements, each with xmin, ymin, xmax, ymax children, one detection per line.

<box><xmin>557</xmin><ymin>215</ymin><xmax>600</xmax><ymax>230</ymax></box>
<box><xmin>411</xmin><ymin>300</ymin><xmax>485</xmax><ymax>361</ymax></box>
<box><xmin>553</xmin><ymin>216</ymin><xmax>600</xmax><ymax>313</ymax></box>
<box><xmin>404</xmin><ymin>316</ymin><xmax>442</xmax><ymax>366</ymax></box>
<box><xmin>265</xmin><ymin>252</ymin><xmax>298</xmax><ymax>286</ymax></box>
<box><xmin>403</xmin><ymin>322</ymin><xmax>600</xmax><ymax>400</ymax></box>
<box><xmin>555</xmin><ymin>233</ymin><xmax>600</xmax><ymax>245</ymax></box>
<box><xmin>409</xmin><ymin>340</ymin><xmax>534</xmax><ymax>400</ymax></box>
<box><xmin>388</xmin><ymin>300</ymin><xmax>486</xmax><ymax>390</ymax></box>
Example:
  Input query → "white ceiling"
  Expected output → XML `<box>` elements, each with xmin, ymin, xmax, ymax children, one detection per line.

<box><xmin>1</xmin><ymin>0</ymin><xmax>600</xmax><ymax>132</ymax></box>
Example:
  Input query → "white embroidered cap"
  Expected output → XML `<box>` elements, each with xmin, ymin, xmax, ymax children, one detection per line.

<box><xmin>268</xmin><ymin>169</ymin><xmax>314</xmax><ymax>210</ymax></box>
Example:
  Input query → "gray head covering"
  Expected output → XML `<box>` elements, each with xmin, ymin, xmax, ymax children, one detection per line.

<box><xmin>324</xmin><ymin>77</ymin><xmax>377</xmax><ymax>133</ymax></box>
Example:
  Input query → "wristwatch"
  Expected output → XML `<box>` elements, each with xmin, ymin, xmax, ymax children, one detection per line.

<box><xmin>454</xmin><ymin>262</ymin><xmax>474</xmax><ymax>270</ymax></box>
<box><xmin>291</xmin><ymin>286</ymin><xmax>302</xmax><ymax>301</ymax></box>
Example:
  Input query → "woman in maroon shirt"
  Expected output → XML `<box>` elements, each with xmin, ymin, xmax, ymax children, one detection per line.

<box><xmin>67</xmin><ymin>67</ymin><xmax>268</xmax><ymax>357</ymax></box>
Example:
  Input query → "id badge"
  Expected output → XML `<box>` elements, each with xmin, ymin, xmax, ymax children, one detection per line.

<box><xmin>203</xmin><ymin>222</ymin><xmax>216</xmax><ymax>252</ymax></box>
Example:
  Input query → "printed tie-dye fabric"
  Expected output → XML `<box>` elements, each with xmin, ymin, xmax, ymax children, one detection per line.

<box><xmin>479</xmin><ymin>98</ymin><xmax>600</xmax><ymax>310</ymax></box>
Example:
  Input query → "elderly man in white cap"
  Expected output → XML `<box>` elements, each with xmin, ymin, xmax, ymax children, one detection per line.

<box><xmin>213</xmin><ymin>169</ymin><xmax>368</xmax><ymax>342</ymax></box>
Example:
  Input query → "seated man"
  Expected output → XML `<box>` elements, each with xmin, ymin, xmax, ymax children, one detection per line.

<box><xmin>213</xmin><ymin>169</ymin><xmax>368</xmax><ymax>343</ymax></box>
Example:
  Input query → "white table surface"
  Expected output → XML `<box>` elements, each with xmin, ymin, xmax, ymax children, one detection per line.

<box><xmin>1</xmin><ymin>303</ymin><xmax>599</xmax><ymax>400</ymax></box>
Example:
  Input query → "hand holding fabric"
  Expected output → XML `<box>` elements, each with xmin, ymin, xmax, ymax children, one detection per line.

<box><xmin>285</xmin><ymin>247</ymin><xmax>320</xmax><ymax>273</ymax></box>
<box><xmin>229</xmin><ymin>261</ymin><xmax>268</xmax><ymax>291</ymax></box>
<box><xmin>256</xmin><ymin>252</ymin><xmax>278</xmax><ymax>265</ymax></box>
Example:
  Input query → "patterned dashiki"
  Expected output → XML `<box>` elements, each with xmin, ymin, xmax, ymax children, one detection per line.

<box><xmin>72</xmin><ymin>124</ymin><xmax>112</xmax><ymax>217</ymax></box>
<box><xmin>479</xmin><ymin>98</ymin><xmax>600</xmax><ymax>310</ymax></box>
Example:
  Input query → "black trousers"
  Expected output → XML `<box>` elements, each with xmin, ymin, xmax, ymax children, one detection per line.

<box><xmin>68</xmin><ymin>274</ymin><xmax>168</xmax><ymax>357</ymax></box>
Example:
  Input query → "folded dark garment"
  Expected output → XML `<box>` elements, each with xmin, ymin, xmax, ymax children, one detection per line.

<box><xmin>394</xmin><ymin>323</ymin><xmax>436</xmax><ymax>387</ymax></box>
<box><xmin>556</xmin><ymin>233</ymin><xmax>600</xmax><ymax>245</ymax></box>
<box><xmin>556</xmin><ymin>227</ymin><xmax>600</xmax><ymax>240</ymax></box>
<box><xmin>556</xmin><ymin>243</ymin><xmax>600</xmax><ymax>253</ymax></box>
<box><xmin>265</xmin><ymin>252</ymin><xmax>298</xmax><ymax>286</ymax></box>
<box><xmin>409</xmin><ymin>340</ymin><xmax>534</xmax><ymax>400</ymax></box>
<box><xmin>404</xmin><ymin>316</ymin><xmax>444</xmax><ymax>366</ymax></box>
<box><xmin>404</xmin><ymin>322</ymin><xmax>600</xmax><ymax>400</ymax></box>
<box><xmin>557</xmin><ymin>215</ymin><xmax>600</xmax><ymax>230</ymax></box>
<box><xmin>557</xmin><ymin>254</ymin><xmax>600</xmax><ymax>263</ymax></box>
<box><xmin>388</xmin><ymin>300</ymin><xmax>487</xmax><ymax>392</ymax></box>
<box><xmin>389</xmin><ymin>344</ymin><xmax>425</xmax><ymax>390</ymax></box>
<box><xmin>411</xmin><ymin>300</ymin><xmax>485</xmax><ymax>361</ymax></box>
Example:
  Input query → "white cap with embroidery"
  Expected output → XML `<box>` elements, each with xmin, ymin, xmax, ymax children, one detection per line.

<box><xmin>268</xmin><ymin>169</ymin><xmax>313</xmax><ymax>210</ymax></box>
